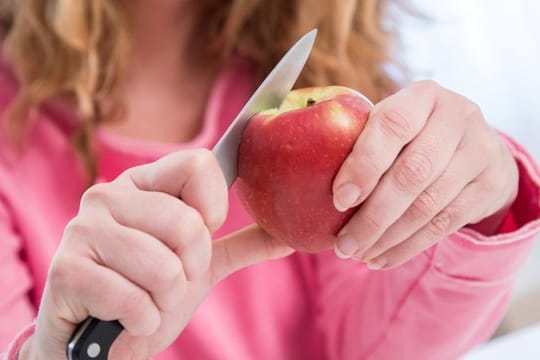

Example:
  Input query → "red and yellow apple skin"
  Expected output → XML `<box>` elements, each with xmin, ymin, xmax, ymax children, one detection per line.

<box><xmin>235</xmin><ymin>86</ymin><xmax>373</xmax><ymax>252</ymax></box>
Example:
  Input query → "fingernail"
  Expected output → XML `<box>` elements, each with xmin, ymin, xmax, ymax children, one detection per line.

<box><xmin>351</xmin><ymin>254</ymin><xmax>363</xmax><ymax>262</ymax></box>
<box><xmin>367</xmin><ymin>257</ymin><xmax>387</xmax><ymax>270</ymax></box>
<box><xmin>334</xmin><ymin>183</ymin><xmax>361</xmax><ymax>212</ymax></box>
<box><xmin>335</xmin><ymin>233</ymin><xmax>358</xmax><ymax>259</ymax></box>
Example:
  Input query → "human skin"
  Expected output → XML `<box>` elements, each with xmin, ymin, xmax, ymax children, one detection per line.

<box><xmin>20</xmin><ymin>150</ymin><xmax>294</xmax><ymax>359</ymax></box>
<box><xmin>19</xmin><ymin>2</ymin><xmax>294</xmax><ymax>359</ymax></box>
<box><xmin>19</xmin><ymin>1</ymin><xmax>519</xmax><ymax>359</ymax></box>
<box><xmin>333</xmin><ymin>80</ymin><xmax>518</xmax><ymax>269</ymax></box>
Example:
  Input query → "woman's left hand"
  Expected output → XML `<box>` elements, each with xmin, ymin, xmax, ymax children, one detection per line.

<box><xmin>332</xmin><ymin>80</ymin><xmax>519</xmax><ymax>270</ymax></box>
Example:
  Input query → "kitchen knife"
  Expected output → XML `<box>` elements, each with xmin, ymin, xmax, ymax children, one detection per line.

<box><xmin>213</xmin><ymin>29</ymin><xmax>317</xmax><ymax>187</ymax></box>
<box><xmin>66</xmin><ymin>29</ymin><xmax>316</xmax><ymax>360</ymax></box>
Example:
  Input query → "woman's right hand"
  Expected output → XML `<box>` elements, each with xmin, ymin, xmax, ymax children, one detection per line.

<box><xmin>21</xmin><ymin>149</ymin><xmax>293</xmax><ymax>359</ymax></box>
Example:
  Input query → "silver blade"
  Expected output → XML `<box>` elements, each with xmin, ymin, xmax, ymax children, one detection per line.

<box><xmin>212</xmin><ymin>29</ymin><xmax>317</xmax><ymax>187</ymax></box>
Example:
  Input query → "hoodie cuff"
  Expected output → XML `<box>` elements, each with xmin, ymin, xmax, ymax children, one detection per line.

<box><xmin>431</xmin><ymin>132</ymin><xmax>540</xmax><ymax>285</ymax></box>
<box><xmin>2</xmin><ymin>322</ymin><xmax>35</xmax><ymax>360</ymax></box>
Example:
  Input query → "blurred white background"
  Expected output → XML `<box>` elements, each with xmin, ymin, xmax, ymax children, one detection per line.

<box><xmin>399</xmin><ymin>0</ymin><xmax>540</xmax><ymax>354</ymax></box>
<box><xmin>401</xmin><ymin>0</ymin><xmax>540</xmax><ymax>160</ymax></box>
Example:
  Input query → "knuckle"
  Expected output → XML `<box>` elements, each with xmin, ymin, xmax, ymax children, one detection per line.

<box><xmin>376</xmin><ymin>107</ymin><xmax>413</xmax><ymax>143</ymax></box>
<box><xmin>48</xmin><ymin>255</ymin><xmax>93</xmax><ymax>304</ymax></box>
<box><xmin>121</xmin><ymin>288</ymin><xmax>151</xmax><ymax>320</ymax></box>
<box><xmin>189</xmin><ymin>148</ymin><xmax>214</xmax><ymax>172</ymax></box>
<box><xmin>362</xmin><ymin>212</ymin><xmax>383</xmax><ymax>235</ymax></box>
<box><xmin>46</xmin><ymin>260</ymin><xmax>89</xmax><ymax>322</ymax></box>
<box><xmin>153</xmin><ymin>259</ymin><xmax>184</xmax><ymax>292</ymax></box>
<box><xmin>427</xmin><ymin>207</ymin><xmax>455</xmax><ymax>238</ymax></box>
<box><xmin>139</xmin><ymin>166</ymin><xmax>160</xmax><ymax>192</ymax></box>
<box><xmin>159</xmin><ymin>202</ymin><xmax>184</xmax><ymax>230</ymax></box>
<box><xmin>359</xmin><ymin>149</ymin><xmax>384</xmax><ymax>177</ymax></box>
<box><xmin>392</xmin><ymin>151</ymin><xmax>433</xmax><ymax>193</ymax></box>
<box><xmin>407</xmin><ymin>188</ymin><xmax>439</xmax><ymax>220</ymax></box>
<box><xmin>177</xmin><ymin>206</ymin><xmax>207</xmax><ymax>247</ymax></box>
<box><xmin>48</xmin><ymin>255</ymin><xmax>77</xmax><ymax>291</ymax></box>
<box><xmin>460</xmin><ymin>99</ymin><xmax>486</xmax><ymax>129</ymax></box>
<box><xmin>207</xmin><ymin>208</ymin><xmax>227</xmax><ymax>234</ymax></box>
<box><xmin>415</xmin><ymin>79</ymin><xmax>441</xmax><ymax>92</ymax></box>
<box><xmin>182</xmin><ymin>206</ymin><xmax>206</xmax><ymax>233</ymax></box>
<box><xmin>63</xmin><ymin>218</ymin><xmax>93</xmax><ymax>242</ymax></box>
<box><xmin>480</xmin><ymin>135</ymin><xmax>500</xmax><ymax>158</ymax></box>
<box><xmin>463</xmin><ymin>100</ymin><xmax>483</xmax><ymax>121</ymax></box>
<box><xmin>80</xmin><ymin>183</ymin><xmax>110</xmax><ymax>206</ymax></box>
<box><xmin>157</xmin><ymin>200</ymin><xmax>195</xmax><ymax>238</ymax></box>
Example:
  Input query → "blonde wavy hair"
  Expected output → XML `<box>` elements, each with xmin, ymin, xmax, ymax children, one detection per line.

<box><xmin>0</xmin><ymin>0</ymin><xmax>407</xmax><ymax>180</ymax></box>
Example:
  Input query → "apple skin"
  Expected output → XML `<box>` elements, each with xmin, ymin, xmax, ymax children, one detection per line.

<box><xmin>235</xmin><ymin>86</ymin><xmax>373</xmax><ymax>252</ymax></box>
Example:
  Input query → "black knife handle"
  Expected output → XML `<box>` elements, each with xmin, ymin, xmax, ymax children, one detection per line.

<box><xmin>66</xmin><ymin>318</ymin><xmax>123</xmax><ymax>360</ymax></box>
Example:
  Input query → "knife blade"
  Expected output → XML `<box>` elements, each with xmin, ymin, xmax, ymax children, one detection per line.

<box><xmin>213</xmin><ymin>29</ymin><xmax>317</xmax><ymax>187</ymax></box>
<box><xmin>65</xmin><ymin>29</ymin><xmax>316</xmax><ymax>360</ymax></box>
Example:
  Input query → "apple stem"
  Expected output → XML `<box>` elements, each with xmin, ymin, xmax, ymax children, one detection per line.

<box><xmin>306</xmin><ymin>98</ymin><xmax>316</xmax><ymax>107</ymax></box>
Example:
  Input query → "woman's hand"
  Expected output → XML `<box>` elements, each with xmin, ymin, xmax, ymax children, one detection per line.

<box><xmin>24</xmin><ymin>149</ymin><xmax>293</xmax><ymax>359</ymax></box>
<box><xmin>332</xmin><ymin>80</ymin><xmax>519</xmax><ymax>270</ymax></box>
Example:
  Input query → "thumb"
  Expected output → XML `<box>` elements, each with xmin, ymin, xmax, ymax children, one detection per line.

<box><xmin>210</xmin><ymin>225</ymin><xmax>295</xmax><ymax>284</ymax></box>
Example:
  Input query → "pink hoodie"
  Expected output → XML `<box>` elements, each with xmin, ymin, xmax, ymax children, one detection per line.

<box><xmin>1</xmin><ymin>57</ymin><xmax>539</xmax><ymax>360</ymax></box>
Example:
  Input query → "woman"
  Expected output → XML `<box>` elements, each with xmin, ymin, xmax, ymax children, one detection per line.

<box><xmin>1</xmin><ymin>1</ymin><xmax>539</xmax><ymax>359</ymax></box>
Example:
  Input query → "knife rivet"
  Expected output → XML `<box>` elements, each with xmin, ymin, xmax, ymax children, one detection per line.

<box><xmin>87</xmin><ymin>343</ymin><xmax>101</xmax><ymax>358</ymax></box>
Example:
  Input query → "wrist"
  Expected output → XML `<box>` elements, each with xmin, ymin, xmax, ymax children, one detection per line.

<box><xmin>466</xmin><ymin>185</ymin><xmax>517</xmax><ymax>236</ymax></box>
<box><xmin>16</xmin><ymin>335</ymin><xmax>34</xmax><ymax>360</ymax></box>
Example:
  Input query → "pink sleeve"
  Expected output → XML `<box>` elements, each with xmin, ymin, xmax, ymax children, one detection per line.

<box><xmin>0</xmin><ymin>196</ymin><xmax>36</xmax><ymax>356</ymax></box>
<box><xmin>314</xmin><ymin>134</ymin><xmax>540</xmax><ymax>360</ymax></box>
<box><xmin>2</xmin><ymin>323</ymin><xmax>35</xmax><ymax>360</ymax></box>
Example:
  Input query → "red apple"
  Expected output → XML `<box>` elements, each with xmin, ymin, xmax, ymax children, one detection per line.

<box><xmin>235</xmin><ymin>86</ymin><xmax>373</xmax><ymax>252</ymax></box>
